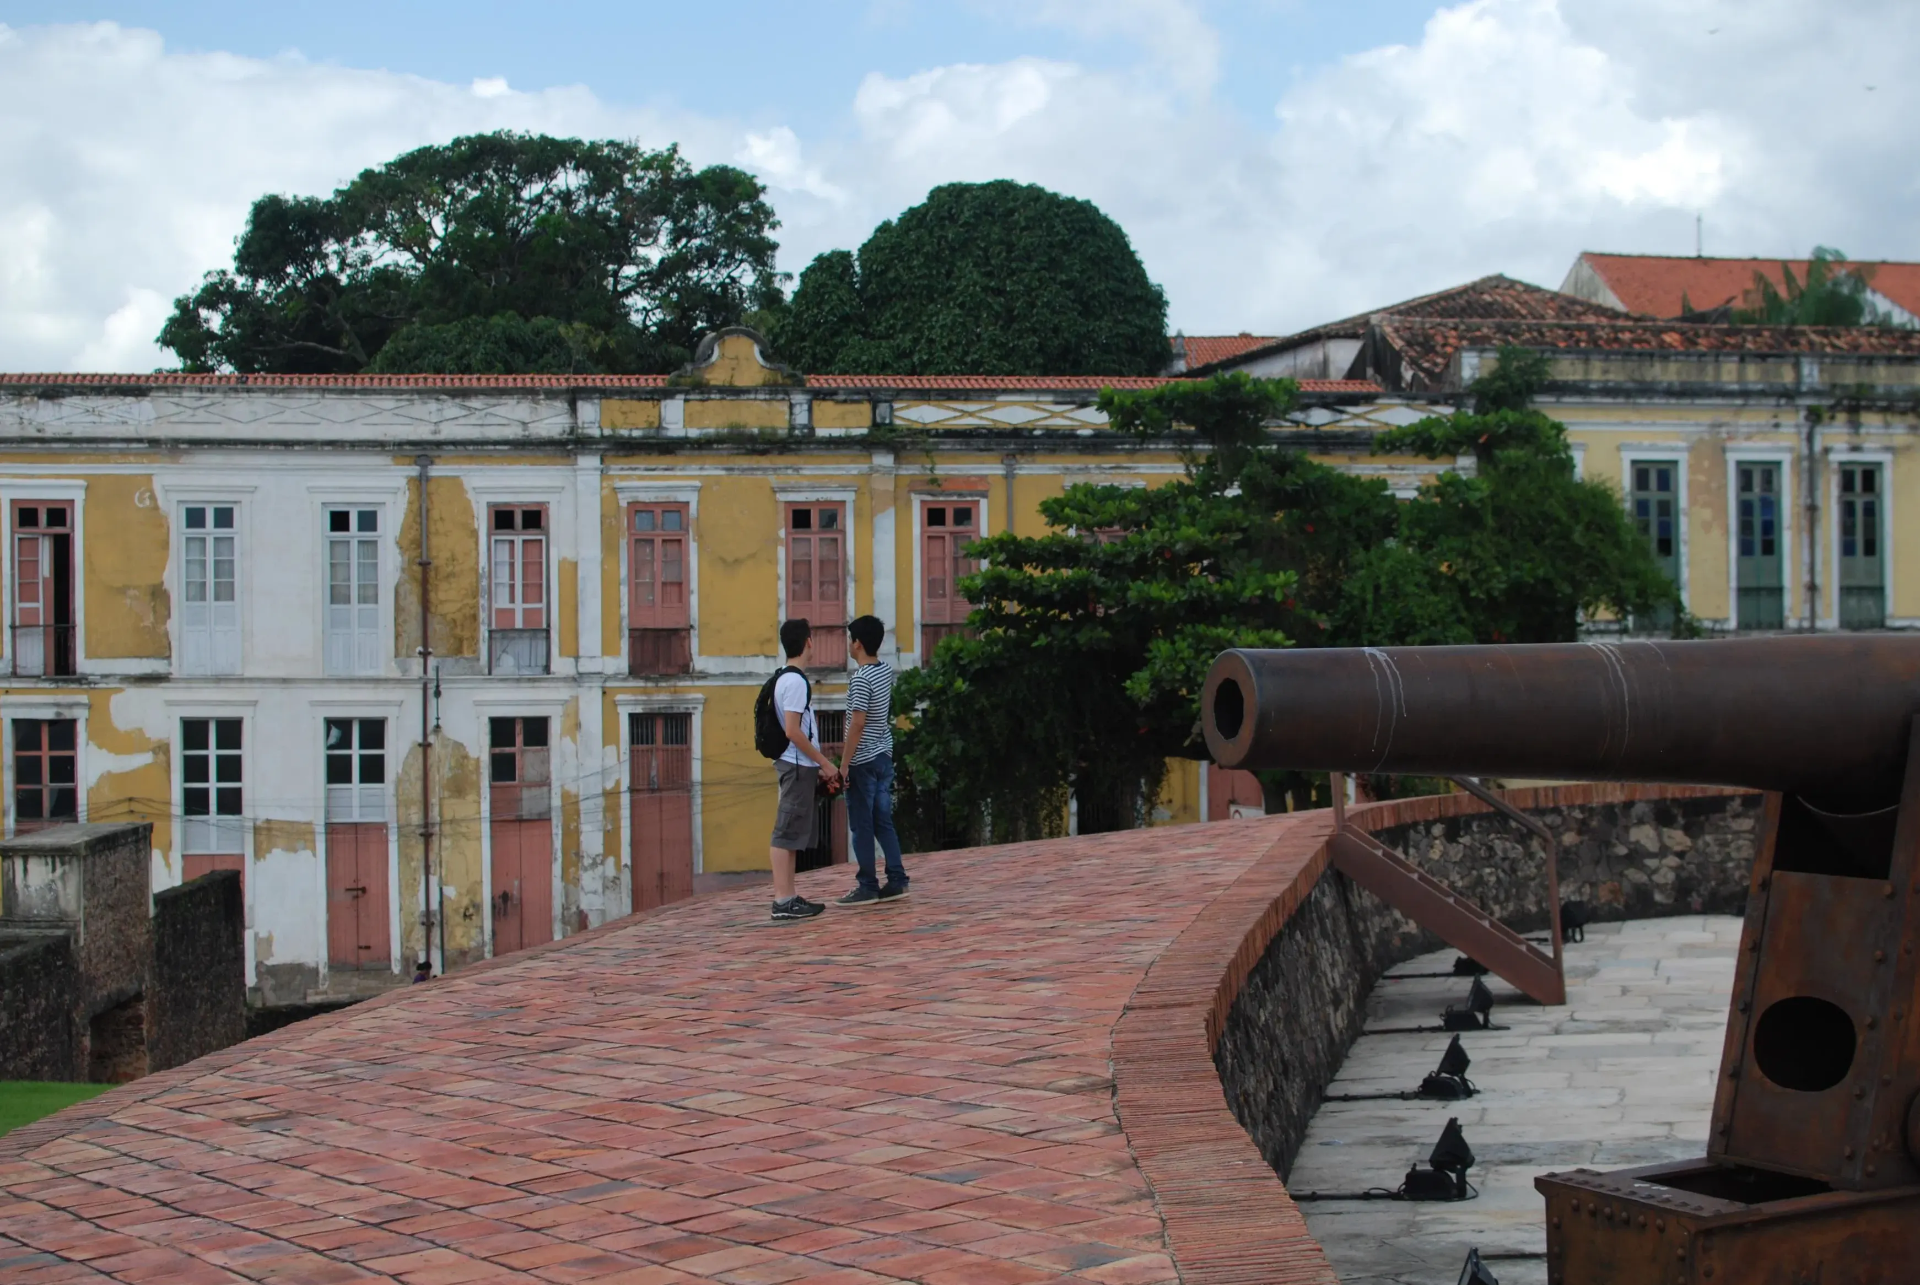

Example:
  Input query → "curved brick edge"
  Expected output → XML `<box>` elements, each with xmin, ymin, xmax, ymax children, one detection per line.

<box><xmin>0</xmin><ymin>880</ymin><xmax>741</xmax><ymax>1161</ymax></box>
<box><xmin>1112</xmin><ymin>809</ymin><xmax>1342</xmax><ymax>1285</ymax></box>
<box><xmin>1110</xmin><ymin>782</ymin><xmax>1755</xmax><ymax>1285</ymax></box>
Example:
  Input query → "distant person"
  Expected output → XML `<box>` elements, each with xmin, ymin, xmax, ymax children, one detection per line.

<box><xmin>755</xmin><ymin>619</ymin><xmax>837</xmax><ymax>922</ymax></box>
<box><xmin>835</xmin><ymin>615</ymin><xmax>910</xmax><ymax>907</ymax></box>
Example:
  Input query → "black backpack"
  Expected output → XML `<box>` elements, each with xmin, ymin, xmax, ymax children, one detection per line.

<box><xmin>754</xmin><ymin>666</ymin><xmax>810</xmax><ymax>759</ymax></box>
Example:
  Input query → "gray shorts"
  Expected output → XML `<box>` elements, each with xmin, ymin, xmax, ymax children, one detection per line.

<box><xmin>771</xmin><ymin>761</ymin><xmax>819</xmax><ymax>851</ymax></box>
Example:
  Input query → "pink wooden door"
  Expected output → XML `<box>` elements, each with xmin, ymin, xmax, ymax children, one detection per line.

<box><xmin>489</xmin><ymin>716</ymin><xmax>554</xmax><ymax>955</ymax></box>
<box><xmin>921</xmin><ymin>500</ymin><xmax>979</xmax><ymax>654</ymax></box>
<box><xmin>630</xmin><ymin>712</ymin><xmax>694</xmax><ymax>913</ymax></box>
<box><xmin>326</xmin><ymin>822</ymin><xmax>390</xmax><ymax>968</ymax></box>
<box><xmin>786</xmin><ymin>503</ymin><xmax>847</xmax><ymax>667</ymax></box>
<box><xmin>489</xmin><ymin>820</ymin><xmax>553</xmax><ymax>954</ymax></box>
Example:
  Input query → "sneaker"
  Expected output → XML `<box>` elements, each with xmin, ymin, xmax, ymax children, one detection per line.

<box><xmin>771</xmin><ymin>896</ymin><xmax>825</xmax><ymax>922</ymax></box>
<box><xmin>876</xmin><ymin>884</ymin><xmax>910</xmax><ymax>903</ymax></box>
<box><xmin>836</xmin><ymin>886</ymin><xmax>881</xmax><ymax>908</ymax></box>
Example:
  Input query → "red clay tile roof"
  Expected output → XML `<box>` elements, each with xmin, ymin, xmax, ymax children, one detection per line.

<box><xmin>1184</xmin><ymin>276</ymin><xmax>1631</xmax><ymax>375</ymax></box>
<box><xmin>1170</xmin><ymin>334</ymin><xmax>1281</xmax><ymax>367</ymax></box>
<box><xmin>806</xmin><ymin>373</ymin><xmax>1171</xmax><ymax>391</ymax></box>
<box><xmin>0</xmin><ymin>371</ymin><xmax>1379</xmax><ymax>397</ymax></box>
<box><xmin>1380</xmin><ymin>316</ymin><xmax>1920</xmax><ymax>388</ymax></box>
<box><xmin>1575</xmin><ymin>252</ymin><xmax>1920</xmax><ymax>319</ymax></box>
<box><xmin>0</xmin><ymin>371</ymin><xmax>671</xmax><ymax>389</ymax></box>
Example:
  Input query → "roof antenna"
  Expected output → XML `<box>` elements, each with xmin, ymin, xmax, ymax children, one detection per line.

<box><xmin>1696</xmin><ymin>213</ymin><xmax>1704</xmax><ymax>258</ymax></box>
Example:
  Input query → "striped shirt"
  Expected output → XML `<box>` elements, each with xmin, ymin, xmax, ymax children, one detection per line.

<box><xmin>846</xmin><ymin>661</ymin><xmax>895</xmax><ymax>765</ymax></box>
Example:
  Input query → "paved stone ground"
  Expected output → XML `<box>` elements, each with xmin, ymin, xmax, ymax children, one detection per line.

<box><xmin>1289</xmin><ymin>916</ymin><xmax>1742</xmax><ymax>1285</ymax></box>
<box><xmin>0</xmin><ymin>822</ymin><xmax>1297</xmax><ymax>1285</ymax></box>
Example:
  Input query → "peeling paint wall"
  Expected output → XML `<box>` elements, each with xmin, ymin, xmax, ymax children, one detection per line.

<box><xmin>84</xmin><ymin>474</ymin><xmax>170</xmax><ymax>658</ymax></box>
<box><xmin>396</xmin><ymin>474</ymin><xmax>480</xmax><ymax>662</ymax></box>
<box><xmin>602</xmin><ymin>399</ymin><xmax>662</xmax><ymax>431</ymax></box>
<box><xmin>2</xmin><ymin>340</ymin><xmax>1913</xmax><ymax>1006</ymax></box>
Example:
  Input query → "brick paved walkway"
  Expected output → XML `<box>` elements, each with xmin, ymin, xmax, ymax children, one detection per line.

<box><xmin>1</xmin><ymin>817</ymin><xmax>1332</xmax><ymax>1285</ymax></box>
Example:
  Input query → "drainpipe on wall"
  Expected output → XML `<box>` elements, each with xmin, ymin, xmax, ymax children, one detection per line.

<box><xmin>415</xmin><ymin>454</ymin><xmax>437</xmax><ymax>975</ymax></box>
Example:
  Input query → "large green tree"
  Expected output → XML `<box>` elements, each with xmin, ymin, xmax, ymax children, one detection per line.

<box><xmin>772</xmin><ymin>181</ymin><xmax>1169</xmax><ymax>377</ymax></box>
<box><xmin>159</xmin><ymin>132</ymin><xmax>784</xmax><ymax>375</ymax></box>
<box><xmin>893</xmin><ymin>351</ymin><xmax>1678</xmax><ymax>844</ymax></box>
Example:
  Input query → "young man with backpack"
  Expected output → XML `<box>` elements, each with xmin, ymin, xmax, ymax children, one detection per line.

<box><xmin>754</xmin><ymin>619</ymin><xmax>837</xmax><ymax>922</ymax></box>
<box><xmin>835</xmin><ymin>615</ymin><xmax>910</xmax><ymax>907</ymax></box>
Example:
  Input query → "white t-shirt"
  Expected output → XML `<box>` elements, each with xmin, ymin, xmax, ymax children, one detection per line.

<box><xmin>775</xmin><ymin>669</ymin><xmax>815</xmax><ymax>766</ymax></box>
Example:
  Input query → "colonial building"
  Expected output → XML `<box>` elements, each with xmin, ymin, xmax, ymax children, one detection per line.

<box><xmin>1195</xmin><ymin>276</ymin><xmax>1920</xmax><ymax>633</ymax></box>
<box><xmin>0</xmin><ymin>330</ymin><xmax>1392</xmax><ymax>1005</ymax></box>
<box><xmin>10</xmin><ymin>312</ymin><xmax>1919</xmax><ymax>1005</ymax></box>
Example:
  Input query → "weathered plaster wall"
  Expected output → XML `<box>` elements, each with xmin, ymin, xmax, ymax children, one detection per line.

<box><xmin>813</xmin><ymin>400</ymin><xmax>872</xmax><ymax>431</ymax></box>
<box><xmin>1215</xmin><ymin>789</ymin><xmax>1759</xmax><ymax>1181</ymax></box>
<box><xmin>696</xmin><ymin>474</ymin><xmax>781</xmax><ymax>656</ymax></box>
<box><xmin>397</xmin><ymin>734</ymin><xmax>485</xmax><ymax>971</ymax></box>
<box><xmin>558</xmin><ymin>558</ymin><xmax>579</xmax><ymax>657</ymax></box>
<box><xmin>700</xmin><ymin>684</ymin><xmax>766</xmax><ymax>874</ymax></box>
<box><xmin>395</xmin><ymin>474</ymin><xmax>480</xmax><ymax>662</ymax></box>
<box><xmin>83</xmin><ymin>474</ymin><xmax>170</xmax><ymax>658</ymax></box>
<box><xmin>696</xmin><ymin>332</ymin><xmax>791</xmax><ymax>387</ymax></box>
<box><xmin>602</xmin><ymin>399</ymin><xmax>662</xmax><ymax>431</ymax></box>
<box><xmin>685</xmin><ymin>398</ymin><xmax>790</xmax><ymax>431</ymax></box>
<box><xmin>90</xmin><ymin>691</ymin><xmax>170</xmax><ymax>874</ymax></box>
<box><xmin>600</xmin><ymin>478</ymin><xmax>626</xmax><ymax>657</ymax></box>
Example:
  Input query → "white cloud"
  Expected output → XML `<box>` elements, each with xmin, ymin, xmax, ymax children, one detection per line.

<box><xmin>3</xmin><ymin>2</ymin><xmax>1916</xmax><ymax>370</ymax></box>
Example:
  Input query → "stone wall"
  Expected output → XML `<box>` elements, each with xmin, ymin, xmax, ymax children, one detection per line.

<box><xmin>1369</xmin><ymin>788</ymin><xmax>1761</xmax><ymax>933</ymax></box>
<box><xmin>0</xmin><ymin>933</ymin><xmax>79</xmax><ymax>1080</ymax></box>
<box><xmin>0</xmin><ymin>823</ymin><xmax>152</xmax><ymax>1023</ymax></box>
<box><xmin>1213</xmin><ymin>786</ymin><xmax>1758</xmax><ymax>1181</ymax></box>
<box><xmin>149</xmin><ymin>871</ymin><xmax>247</xmax><ymax>1074</ymax></box>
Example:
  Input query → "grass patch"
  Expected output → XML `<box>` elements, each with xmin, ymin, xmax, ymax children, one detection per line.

<box><xmin>0</xmin><ymin>1081</ymin><xmax>110</xmax><ymax>1137</ymax></box>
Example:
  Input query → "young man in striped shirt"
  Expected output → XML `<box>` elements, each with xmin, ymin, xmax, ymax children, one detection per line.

<box><xmin>835</xmin><ymin>615</ymin><xmax>910</xmax><ymax>907</ymax></box>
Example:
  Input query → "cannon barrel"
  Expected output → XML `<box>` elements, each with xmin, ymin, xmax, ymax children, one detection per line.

<box><xmin>1202</xmin><ymin>637</ymin><xmax>1920</xmax><ymax>814</ymax></box>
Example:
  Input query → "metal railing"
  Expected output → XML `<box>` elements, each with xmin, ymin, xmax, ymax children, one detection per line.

<box><xmin>11</xmin><ymin>624</ymin><xmax>75</xmax><ymax>678</ymax></box>
<box><xmin>488</xmin><ymin>628</ymin><xmax>550</xmax><ymax>675</ymax></box>
<box><xmin>629</xmin><ymin>628</ymin><xmax>693</xmax><ymax>677</ymax></box>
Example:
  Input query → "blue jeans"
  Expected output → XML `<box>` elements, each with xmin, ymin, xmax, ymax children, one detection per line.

<box><xmin>847</xmin><ymin>752</ymin><xmax>908</xmax><ymax>892</ymax></box>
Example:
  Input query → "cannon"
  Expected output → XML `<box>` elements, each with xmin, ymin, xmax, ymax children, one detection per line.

<box><xmin>1203</xmin><ymin>636</ymin><xmax>1920</xmax><ymax>1285</ymax></box>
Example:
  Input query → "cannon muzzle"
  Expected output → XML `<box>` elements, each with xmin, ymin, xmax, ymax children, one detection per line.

<box><xmin>1202</xmin><ymin>637</ymin><xmax>1920</xmax><ymax>814</ymax></box>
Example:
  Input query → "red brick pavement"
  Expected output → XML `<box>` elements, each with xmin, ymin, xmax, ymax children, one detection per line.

<box><xmin>0</xmin><ymin>816</ymin><xmax>1342</xmax><ymax>1285</ymax></box>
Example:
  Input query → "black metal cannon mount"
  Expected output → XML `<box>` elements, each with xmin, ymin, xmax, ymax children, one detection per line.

<box><xmin>1203</xmin><ymin>636</ymin><xmax>1920</xmax><ymax>1285</ymax></box>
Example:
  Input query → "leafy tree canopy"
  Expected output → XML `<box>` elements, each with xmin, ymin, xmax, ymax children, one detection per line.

<box><xmin>894</xmin><ymin>350</ymin><xmax>1679</xmax><ymax>842</ymax></box>
<box><xmin>159</xmin><ymin>132</ymin><xmax>784</xmax><ymax>375</ymax></box>
<box><xmin>772</xmin><ymin>181</ymin><xmax>1168</xmax><ymax>377</ymax></box>
<box><xmin>1731</xmin><ymin>247</ymin><xmax>1887</xmax><ymax>327</ymax></box>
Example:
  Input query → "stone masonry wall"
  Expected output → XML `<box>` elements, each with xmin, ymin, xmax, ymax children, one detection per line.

<box><xmin>1214</xmin><ymin>786</ymin><xmax>1758</xmax><ymax>1181</ymax></box>
<box><xmin>0</xmin><ymin>933</ymin><xmax>80</xmax><ymax>1080</ymax></box>
<box><xmin>148</xmin><ymin>870</ymin><xmax>247</xmax><ymax>1074</ymax></box>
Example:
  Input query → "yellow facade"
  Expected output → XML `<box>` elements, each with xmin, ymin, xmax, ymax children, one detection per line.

<box><xmin>7</xmin><ymin>326</ymin><xmax>1915</xmax><ymax>1004</ymax></box>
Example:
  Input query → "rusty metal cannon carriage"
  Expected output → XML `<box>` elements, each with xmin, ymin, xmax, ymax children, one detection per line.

<box><xmin>1202</xmin><ymin>636</ymin><xmax>1920</xmax><ymax>1285</ymax></box>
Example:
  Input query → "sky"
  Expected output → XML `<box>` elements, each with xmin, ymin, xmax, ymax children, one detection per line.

<box><xmin>2</xmin><ymin>0</ymin><xmax>1914</xmax><ymax>371</ymax></box>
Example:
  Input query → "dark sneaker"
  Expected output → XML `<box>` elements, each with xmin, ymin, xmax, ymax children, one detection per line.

<box><xmin>836</xmin><ymin>886</ymin><xmax>880</xmax><ymax>908</ymax></box>
<box><xmin>771</xmin><ymin>896</ymin><xmax>825</xmax><ymax>922</ymax></box>
<box><xmin>876</xmin><ymin>884</ymin><xmax>910</xmax><ymax>903</ymax></box>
